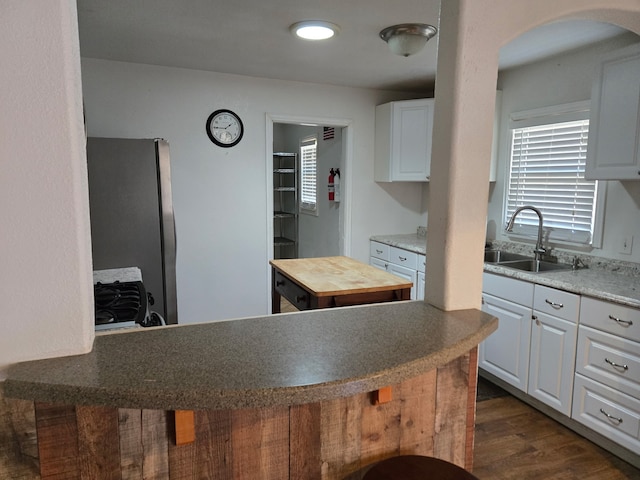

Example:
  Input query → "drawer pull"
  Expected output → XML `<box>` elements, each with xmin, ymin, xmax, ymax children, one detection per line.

<box><xmin>608</xmin><ymin>315</ymin><xmax>633</xmax><ymax>327</ymax></box>
<box><xmin>295</xmin><ymin>295</ymin><xmax>307</xmax><ymax>303</ymax></box>
<box><xmin>544</xmin><ymin>299</ymin><xmax>564</xmax><ymax>309</ymax></box>
<box><xmin>398</xmin><ymin>256</ymin><xmax>407</xmax><ymax>262</ymax></box>
<box><xmin>376</xmin><ymin>249</ymin><xmax>383</xmax><ymax>254</ymax></box>
<box><xmin>276</xmin><ymin>280</ymin><xmax>285</xmax><ymax>286</ymax></box>
<box><xmin>599</xmin><ymin>408</ymin><xmax>623</xmax><ymax>424</ymax></box>
<box><xmin>605</xmin><ymin>358</ymin><xmax>629</xmax><ymax>371</ymax></box>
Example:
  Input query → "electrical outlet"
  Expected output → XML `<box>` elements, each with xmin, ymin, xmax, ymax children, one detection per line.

<box><xmin>620</xmin><ymin>235</ymin><xmax>633</xmax><ymax>255</ymax></box>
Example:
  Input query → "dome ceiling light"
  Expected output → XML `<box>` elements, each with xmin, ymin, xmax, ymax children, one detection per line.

<box><xmin>379</xmin><ymin>23</ymin><xmax>438</xmax><ymax>57</ymax></box>
<box><xmin>290</xmin><ymin>21</ymin><xmax>340</xmax><ymax>40</ymax></box>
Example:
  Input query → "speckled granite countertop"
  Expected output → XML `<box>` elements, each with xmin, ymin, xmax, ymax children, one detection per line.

<box><xmin>371</xmin><ymin>227</ymin><xmax>427</xmax><ymax>255</ymax></box>
<box><xmin>4</xmin><ymin>301</ymin><xmax>496</xmax><ymax>410</ymax></box>
<box><xmin>371</xmin><ymin>234</ymin><xmax>640</xmax><ymax>309</ymax></box>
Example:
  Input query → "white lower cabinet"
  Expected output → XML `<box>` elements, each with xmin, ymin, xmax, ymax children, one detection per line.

<box><xmin>572</xmin><ymin>296</ymin><xmax>640</xmax><ymax>454</ymax></box>
<box><xmin>482</xmin><ymin>274</ymin><xmax>640</xmax><ymax>457</ymax></box>
<box><xmin>369</xmin><ymin>241</ymin><xmax>421</xmax><ymax>300</ymax></box>
<box><xmin>528</xmin><ymin>311</ymin><xmax>577</xmax><ymax>416</ymax></box>
<box><xmin>481</xmin><ymin>274</ymin><xmax>578</xmax><ymax>415</ymax></box>
<box><xmin>387</xmin><ymin>262</ymin><xmax>417</xmax><ymax>299</ymax></box>
<box><xmin>480</xmin><ymin>292</ymin><xmax>532</xmax><ymax>391</ymax></box>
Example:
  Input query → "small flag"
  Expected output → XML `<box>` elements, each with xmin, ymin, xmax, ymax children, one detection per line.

<box><xmin>323</xmin><ymin>127</ymin><xmax>335</xmax><ymax>140</ymax></box>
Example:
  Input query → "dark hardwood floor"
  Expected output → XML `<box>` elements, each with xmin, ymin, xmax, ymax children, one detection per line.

<box><xmin>474</xmin><ymin>391</ymin><xmax>640</xmax><ymax>479</ymax></box>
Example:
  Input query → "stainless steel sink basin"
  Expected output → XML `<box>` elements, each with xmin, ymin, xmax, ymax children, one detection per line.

<box><xmin>496</xmin><ymin>259</ymin><xmax>573</xmax><ymax>273</ymax></box>
<box><xmin>484</xmin><ymin>250</ymin><xmax>530</xmax><ymax>263</ymax></box>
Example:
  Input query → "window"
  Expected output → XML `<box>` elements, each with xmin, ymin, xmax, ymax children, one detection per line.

<box><xmin>505</xmin><ymin>101</ymin><xmax>605</xmax><ymax>247</ymax></box>
<box><xmin>300</xmin><ymin>136</ymin><xmax>317</xmax><ymax>214</ymax></box>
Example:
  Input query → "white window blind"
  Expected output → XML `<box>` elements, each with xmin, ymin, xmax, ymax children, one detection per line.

<box><xmin>506</xmin><ymin>118</ymin><xmax>599</xmax><ymax>245</ymax></box>
<box><xmin>300</xmin><ymin>136</ymin><xmax>317</xmax><ymax>213</ymax></box>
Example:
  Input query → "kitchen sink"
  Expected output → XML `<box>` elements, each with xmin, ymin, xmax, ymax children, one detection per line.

<box><xmin>485</xmin><ymin>249</ymin><xmax>572</xmax><ymax>273</ymax></box>
<box><xmin>484</xmin><ymin>250</ymin><xmax>530</xmax><ymax>263</ymax></box>
<box><xmin>496</xmin><ymin>259</ymin><xmax>573</xmax><ymax>273</ymax></box>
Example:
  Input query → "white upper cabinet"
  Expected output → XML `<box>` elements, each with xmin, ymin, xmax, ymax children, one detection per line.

<box><xmin>374</xmin><ymin>99</ymin><xmax>434</xmax><ymax>182</ymax></box>
<box><xmin>586</xmin><ymin>43</ymin><xmax>640</xmax><ymax>180</ymax></box>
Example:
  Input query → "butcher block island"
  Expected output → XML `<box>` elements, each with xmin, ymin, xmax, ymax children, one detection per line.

<box><xmin>270</xmin><ymin>256</ymin><xmax>412</xmax><ymax>313</ymax></box>
<box><xmin>4</xmin><ymin>302</ymin><xmax>496</xmax><ymax>479</ymax></box>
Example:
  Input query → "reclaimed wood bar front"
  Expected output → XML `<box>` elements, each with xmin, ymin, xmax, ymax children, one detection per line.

<box><xmin>3</xmin><ymin>302</ymin><xmax>497</xmax><ymax>479</ymax></box>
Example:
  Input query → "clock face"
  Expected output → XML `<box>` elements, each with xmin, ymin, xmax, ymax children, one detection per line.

<box><xmin>206</xmin><ymin>109</ymin><xmax>244</xmax><ymax>147</ymax></box>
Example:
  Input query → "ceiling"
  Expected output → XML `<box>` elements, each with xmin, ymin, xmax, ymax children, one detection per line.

<box><xmin>77</xmin><ymin>0</ymin><xmax>629</xmax><ymax>94</ymax></box>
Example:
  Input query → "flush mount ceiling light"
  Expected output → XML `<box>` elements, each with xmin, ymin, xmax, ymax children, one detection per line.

<box><xmin>379</xmin><ymin>23</ymin><xmax>437</xmax><ymax>57</ymax></box>
<box><xmin>290</xmin><ymin>20</ymin><xmax>340</xmax><ymax>40</ymax></box>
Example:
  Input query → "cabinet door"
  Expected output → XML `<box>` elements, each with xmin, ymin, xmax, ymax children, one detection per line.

<box><xmin>387</xmin><ymin>262</ymin><xmax>417</xmax><ymax>300</ymax></box>
<box><xmin>480</xmin><ymin>293</ymin><xmax>532</xmax><ymax>391</ymax></box>
<box><xmin>416</xmin><ymin>271</ymin><xmax>425</xmax><ymax>301</ymax></box>
<box><xmin>374</xmin><ymin>99</ymin><xmax>434</xmax><ymax>182</ymax></box>
<box><xmin>528</xmin><ymin>312</ymin><xmax>578</xmax><ymax>415</ymax></box>
<box><xmin>392</xmin><ymin>100</ymin><xmax>433</xmax><ymax>181</ymax></box>
<box><xmin>586</xmin><ymin>43</ymin><xmax>640</xmax><ymax>180</ymax></box>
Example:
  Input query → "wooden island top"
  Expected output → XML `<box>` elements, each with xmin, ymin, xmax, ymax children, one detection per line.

<box><xmin>270</xmin><ymin>256</ymin><xmax>412</xmax><ymax>296</ymax></box>
<box><xmin>270</xmin><ymin>256</ymin><xmax>412</xmax><ymax>312</ymax></box>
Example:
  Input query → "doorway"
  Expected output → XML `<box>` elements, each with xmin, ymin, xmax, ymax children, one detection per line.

<box><xmin>266</xmin><ymin>114</ymin><xmax>353</xmax><ymax>262</ymax></box>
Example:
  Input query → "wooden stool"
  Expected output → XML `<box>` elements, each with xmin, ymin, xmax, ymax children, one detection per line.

<box><xmin>363</xmin><ymin>455</ymin><xmax>479</xmax><ymax>480</ymax></box>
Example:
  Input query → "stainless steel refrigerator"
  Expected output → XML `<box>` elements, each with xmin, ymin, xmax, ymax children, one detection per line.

<box><xmin>86</xmin><ymin>137</ymin><xmax>178</xmax><ymax>325</ymax></box>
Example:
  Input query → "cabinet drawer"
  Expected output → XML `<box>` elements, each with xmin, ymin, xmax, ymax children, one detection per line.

<box><xmin>533</xmin><ymin>285</ymin><xmax>579</xmax><ymax>323</ymax></box>
<box><xmin>482</xmin><ymin>272</ymin><xmax>534</xmax><ymax>307</ymax></box>
<box><xmin>273</xmin><ymin>272</ymin><xmax>310</xmax><ymax>310</ymax></box>
<box><xmin>580</xmin><ymin>296</ymin><xmax>640</xmax><ymax>342</ymax></box>
<box><xmin>572</xmin><ymin>373</ymin><xmax>640</xmax><ymax>454</ymax></box>
<box><xmin>417</xmin><ymin>254</ymin><xmax>426</xmax><ymax>273</ymax></box>
<box><xmin>370</xmin><ymin>241</ymin><xmax>389</xmax><ymax>261</ymax></box>
<box><xmin>389</xmin><ymin>246</ymin><xmax>418</xmax><ymax>270</ymax></box>
<box><xmin>576</xmin><ymin>325</ymin><xmax>640</xmax><ymax>399</ymax></box>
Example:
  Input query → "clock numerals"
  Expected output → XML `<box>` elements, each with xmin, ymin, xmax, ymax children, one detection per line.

<box><xmin>206</xmin><ymin>109</ymin><xmax>244</xmax><ymax>148</ymax></box>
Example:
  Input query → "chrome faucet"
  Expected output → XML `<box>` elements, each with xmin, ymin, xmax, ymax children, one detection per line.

<box><xmin>506</xmin><ymin>205</ymin><xmax>546</xmax><ymax>261</ymax></box>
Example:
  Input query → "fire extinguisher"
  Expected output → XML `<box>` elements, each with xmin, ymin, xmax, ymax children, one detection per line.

<box><xmin>328</xmin><ymin>168</ymin><xmax>335</xmax><ymax>201</ymax></box>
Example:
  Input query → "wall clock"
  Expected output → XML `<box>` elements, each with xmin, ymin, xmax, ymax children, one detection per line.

<box><xmin>206</xmin><ymin>109</ymin><xmax>244</xmax><ymax>148</ymax></box>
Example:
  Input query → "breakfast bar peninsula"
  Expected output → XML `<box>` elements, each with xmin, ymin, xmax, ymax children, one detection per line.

<box><xmin>4</xmin><ymin>301</ymin><xmax>496</xmax><ymax>479</ymax></box>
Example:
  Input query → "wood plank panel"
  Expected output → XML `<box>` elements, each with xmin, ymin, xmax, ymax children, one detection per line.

<box><xmin>76</xmin><ymin>405</ymin><xmax>121</xmax><ymax>480</ymax></box>
<box><xmin>197</xmin><ymin>409</ymin><xmax>233</xmax><ymax>479</ymax></box>
<box><xmin>464</xmin><ymin>347</ymin><xmax>478</xmax><ymax>470</ymax></box>
<box><xmin>230</xmin><ymin>406</ymin><xmax>289</xmax><ymax>480</ymax></box>
<box><xmin>118</xmin><ymin>409</ymin><xmax>143</xmax><ymax>480</ymax></box>
<box><xmin>398</xmin><ymin>370</ymin><xmax>437</xmax><ymax>456</ymax></box>
<box><xmin>319</xmin><ymin>393</ymin><xmax>364</xmax><ymax>479</ymax></box>
<box><xmin>1</xmin><ymin>393</ymin><xmax>39</xmax><ymax>480</ymax></box>
<box><xmin>289</xmin><ymin>403</ymin><xmax>322</xmax><ymax>480</ymax></box>
<box><xmin>433</xmin><ymin>353</ymin><xmax>471</xmax><ymax>469</ymax></box>
<box><xmin>35</xmin><ymin>402</ymin><xmax>79</xmax><ymax>480</ymax></box>
<box><xmin>141</xmin><ymin>410</ymin><xmax>169</xmax><ymax>479</ymax></box>
<box><xmin>360</xmin><ymin>388</ymin><xmax>402</xmax><ymax>466</ymax></box>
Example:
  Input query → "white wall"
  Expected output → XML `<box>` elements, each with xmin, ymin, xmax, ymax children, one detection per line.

<box><xmin>488</xmin><ymin>32</ymin><xmax>640</xmax><ymax>262</ymax></box>
<box><xmin>81</xmin><ymin>59</ymin><xmax>424</xmax><ymax>323</ymax></box>
<box><xmin>0</xmin><ymin>1</ymin><xmax>94</xmax><ymax>378</ymax></box>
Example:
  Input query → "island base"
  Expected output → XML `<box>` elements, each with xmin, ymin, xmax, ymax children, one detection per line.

<box><xmin>3</xmin><ymin>349</ymin><xmax>478</xmax><ymax>480</ymax></box>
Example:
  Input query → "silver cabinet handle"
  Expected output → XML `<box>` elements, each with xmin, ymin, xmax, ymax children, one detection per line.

<box><xmin>376</xmin><ymin>249</ymin><xmax>383</xmax><ymax>254</ymax></box>
<box><xmin>600</xmin><ymin>408</ymin><xmax>623</xmax><ymax>424</ymax></box>
<box><xmin>398</xmin><ymin>256</ymin><xmax>407</xmax><ymax>262</ymax></box>
<box><xmin>545</xmin><ymin>299</ymin><xmax>564</xmax><ymax>308</ymax></box>
<box><xmin>605</xmin><ymin>358</ymin><xmax>629</xmax><ymax>371</ymax></box>
<box><xmin>609</xmin><ymin>314</ymin><xmax>633</xmax><ymax>327</ymax></box>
